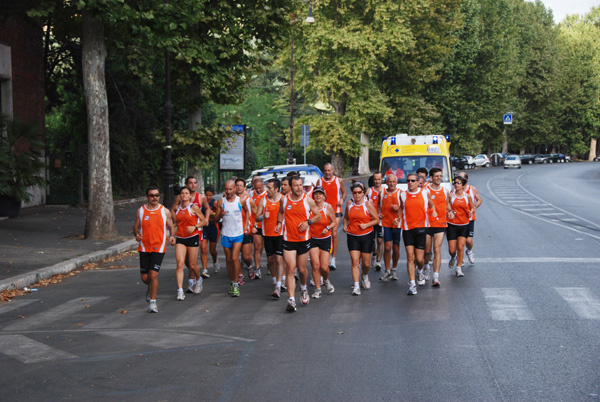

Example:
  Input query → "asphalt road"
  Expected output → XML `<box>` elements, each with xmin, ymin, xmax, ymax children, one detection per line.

<box><xmin>1</xmin><ymin>163</ymin><xmax>599</xmax><ymax>401</ymax></box>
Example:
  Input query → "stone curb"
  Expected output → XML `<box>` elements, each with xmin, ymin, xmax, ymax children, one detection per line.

<box><xmin>0</xmin><ymin>239</ymin><xmax>139</xmax><ymax>293</ymax></box>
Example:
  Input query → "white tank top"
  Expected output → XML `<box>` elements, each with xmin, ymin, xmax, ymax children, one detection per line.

<box><xmin>221</xmin><ymin>195</ymin><xmax>244</xmax><ymax>237</ymax></box>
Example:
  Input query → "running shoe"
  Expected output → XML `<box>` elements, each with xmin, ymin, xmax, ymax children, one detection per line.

<box><xmin>432</xmin><ymin>278</ymin><xmax>440</xmax><ymax>287</ymax></box>
<box><xmin>329</xmin><ymin>262</ymin><xmax>337</xmax><ymax>271</ymax></box>
<box><xmin>238</xmin><ymin>273</ymin><xmax>245</xmax><ymax>285</ymax></box>
<box><xmin>147</xmin><ymin>301</ymin><xmax>158</xmax><ymax>313</ymax></box>
<box><xmin>248</xmin><ymin>266</ymin><xmax>255</xmax><ymax>280</ymax></box>
<box><xmin>231</xmin><ymin>283</ymin><xmax>241</xmax><ymax>297</ymax></box>
<box><xmin>309</xmin><ymin>278</ymin><xmax>315</xmax><ymax>287</ymax></box>
<box><xmin>294</xmin><ymin>269</ymin><xmax>299</xmax><ymax>280</ymax></box>
<box><xmin>375</xmin><ymin>261</ymin><xmax>382</xmax><ymax>271</ymax></box>
<box><xmin>379</xmin><ymin>271</ymin><xmax>393</xmax><ymax>282</ymax></box>
<box><xmin>417</xmin><ymin>272</ymin><xmax>425</xmax><ymax>286</ymax></box>
<box><xmin>391</xmin><ymin>270</ymin><xmax>399</xmax><ymax>281</ymax></box>
<box><xmin>194</xmin><ymin>280</ymin><xmax>203</xmax><ymax>294</ymax></box>
<box><xmin>407</xmin><ymin>283</ymin><xmax>417</xmax><ymax>295</ymax></box>
<box><xmin>145</xmin><ymin>288</ymin><xmax>150</xmax><ymax>303</ymax></box>
<box><xmin>361</xmin><ymin>275</ymin><xmax>371</xmax><ymax>290</ymax></box>
<box><xmin>301</xmin><ymin>290</ymin><xmax>310</xmax><ymax>305</ymax></box>
<box><xmin>352</xmin><ymin>285</ymin><xmax>361</xmax><ymax>296</ymax></box>
<box><xmin>213</xmin><ymin>262</ymin><xmax>220</xmax><ymax>274</ymax></box>
<box><xmin>272</xmin><ymin>284</ymin><xmax>281</xmax><ymax>298</ymax></box>
<box><xmin>286</xmin><ymin>298</ymin><xmax>297</xmax><ymax>312</ymax></box>
<box><xmin>449</xmin><ymin>257</ymin><xmax>457</xmax><ymax>269</ymax></box>
<box><xmin>228</xmin><ymin>283</ymin><xmax>234</xmax><ymax>296</ymax></box>
<box><xmin>325</xmin><ymin>280</ymin><xmax>335</xmax><ymax>294</ymax></box>
<box><xmin>186</xmin><ymin>283</ymin><xmax>195</xmax><ymax>293</ymax></box>
<box><xmin>466</xmin><ymin>249</ymin><xmax>475</xmax><ymax>264</ymax></box>
<box><xmin>281</xmin><ymin>281</ymin><xmax>288</xmax><ymax>291</ymax></box>
<box><xmin>312</xmin><ymin>288</ymin><xmax>322</xmax><ymax>299</ymax></box>
<box><xmin>254</xmin><ymin>268</ymin><xmax>262</xmax><ymax>279</ymax></box>
<box><xmin>201</xmin><ymin>269</ymin><xmax>210</xmax><ymax>278</ymax></box>
<box><xmin>456</xmin><ymin>267</ymin><xmax>464</xmax><ymax>277</ymax></box>
<box><xmin>423</xmin><ymin>268</ymin><xmax>431</xmax><ymax>282</ymax></box>
<box><xmin>177</xmin><ymin>289</ymin><xmax>185</xmax><ymax>301</ymax></box>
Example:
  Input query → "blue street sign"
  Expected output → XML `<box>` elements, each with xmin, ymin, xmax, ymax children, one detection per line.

<box><xmin>300</xmin><ymin>125</ymin><xmax>310</xmax><ymax>147</ymax></box>
<box><xmin>503</xmin><ymin>112</ymin><xmax>513</xmax><ymax>125</ymax></box>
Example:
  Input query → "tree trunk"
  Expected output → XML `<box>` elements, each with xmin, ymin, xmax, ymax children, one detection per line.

<box><xmin>331</xmin><ymin>152</ymin><xmax>344</xmax><ymax>178</ymax></box>
<box><xmin>82</xmin><ymin>11</ymin><xmax>117</xmax><ymax>239</ymax></box>
<box><xmin>188</xmin><ymin>83</ymin><xmax>205</xmax><ymax>191</ymax></box>
<box><xmin>589</xmin><ymin>138</ymin><xmax>597</xmax><ymax>161</ymax></box>
<box><xmin>502</xmin><ymin>128</ymin><xmax>508</xmax><ymax>154</ymax></box>
<box><xmin>358</xmin><ymin>132</ymin><xmax>370</xmax><ymax>175</ymax></box>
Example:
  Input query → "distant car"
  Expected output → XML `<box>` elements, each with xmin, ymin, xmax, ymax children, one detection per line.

<box><xmin>490</xmin><ymin>153</ymin><xmax>506</xmax><ymax>166</ymax></box>
<box><xmin>473</xmin><ymin>154</ymin><xmax>491</xmax><ymax>167</ymax></box>
<box><xmin>535</xmin><ymin>154</ymin><xmax>551</xmax><ymax>164</ymax></box>
<box><xmin>504</xmin><ymin>154</ymin><xmax>522</xmax><ymax>169</ymax></box>
<box><xmin>451</xmin><ymin>156</ymin><xmax>468</xmax><ymax>170</ymax></box>
<box><xmin>519</xmin><ymin>154</ymin><xmax>536</xmax><ymax>165</ymax></box>
<box><xmin>593</xmin><ymin>155</ymin><xmax>600</xmax><ymax>162</ymax></box>
<box><xmin>462</xmin><ymin>155</ymin><xmax>475</xmax><ymax>169</ymax></box>
<box><xmin>549</xmin><ymin>153</ymin><xmax>566</xmax><ymax>163</ymax></box>
<box><xmin>250</xmin><ymin>164</ymin><xmax>324</xmax><ymax>187</ymax></box>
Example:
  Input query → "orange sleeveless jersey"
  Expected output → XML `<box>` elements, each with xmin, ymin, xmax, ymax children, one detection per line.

<box><xmin>241</xmin><ymin>196</ymin><xmax>253</xmax><ymax>235</ymax></box>
<box><xmin>282</xmin><ymin>193</ymin><xmax>311</xmax><ymax>242</ymax></box>
<box><xmin>317</xmin><ymin>175</ymin><xmax>343</xmax><ymax>213</ymax></box>
<box><xmin>310</xmin><ymin>205</ymin><xmax>331</xmax><ymax>239</ymax></box>
<box><xmin>347</xmin><ymin>201</ymin><xmax>373</xmax><ymax>236</ymax></box>
<box><xmin>400</xmin><ymin>188</ymin><xmax>429</xmax><ymax>230</ymax></box>
<box><xmin>464</xmin><ymin>184</ymin><xmax>477</xmax><ymax>221</ymax></box>
<box><xmin>380</xmin><ymin>187</ymin><xmax>401</xmax><ymax>228</ymax></box>
<box><xmin>261</xmin><ymin>196</ymin><xmax>282</xmax><ymax>237</ymax></box>
<box><xmin>427</xmin><ymin>185</ymin><xmax>449</xmax><ymax>228</ymax></box>
<box><xmin>138</xmin><ymin>205</ymin><xmax>168</xmax><ymax>253</ymax></box>
<box><xmin>449</xmin><ymin>194</ymin><xmax>470</xmax><ymax>225</ymax></box>
<box><xmin>175</xmin><ymin>204</ymin><xmax>200</xmax><ymax>239</ymax></box>
<box><xmin>251</xmin><ymin>189</ymin><xmax>267</xmax><ymax>229</ymax></box>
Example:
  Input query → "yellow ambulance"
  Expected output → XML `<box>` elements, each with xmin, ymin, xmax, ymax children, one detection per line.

<box><xmin>379</xmin><ymin>134</ymin><xmax>452</xmax><ymax>190</ymax></box>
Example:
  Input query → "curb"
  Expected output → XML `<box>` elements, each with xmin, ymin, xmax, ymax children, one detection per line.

<box><xmin>0</xmin><ymin>239</ymin><xmax>139</xmax><ymax>293</ymax></box>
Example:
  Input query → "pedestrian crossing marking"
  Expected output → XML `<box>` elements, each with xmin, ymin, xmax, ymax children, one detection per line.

<box><xmin>0</xmin><ymin>334</ymin><xmax>77</xmax><ymax>363</ymax></box>
<box><xmin>167</xmin><ymin>293</ymin><xmax>237</xmax><ymax>328</ymax></box>
<box><xmin>555</xmin><ymin>288</ymin><xmax>600</xmax><ymax>319</ymax></box>
<box><xmin>2</xmin><ymin>297</ymin><xmax>108</xmax><ymax>332</ymax></box>
<box><xmin>97</xmin><ymin>329</ymin><xmax>252</xmax><ymax>349</ymax></box>
<box><xmin>0</xmin><ymin>298</ymin><xmax>38</xmax><ymax>316</ymax></box>
<box><xmin>87</xmin><ymin>301</ymin><xmax>145</xmax><ymax>329</ymax></box>
<box><xmin>482</xmin><ymin>288</ymin><xmax>535</xmax><ymax>321</ymax></box>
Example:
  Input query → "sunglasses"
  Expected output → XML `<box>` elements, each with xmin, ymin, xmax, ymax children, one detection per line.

<box><xmin>407</xmin><ymin>179</ymin><xmax>417</xmax><ymax>182</ymax></box>
<box><xmin>453</xmin><ymin>182</ymin><xmax>462</xmax><ymax>185</ymax></box>
<box><xmin>148</xmin><ymin>193</ymin><xmax>160</xmax><ymax>197</ymax></box>
<box><xmin>352</xmin><ymin>190</ymin><xmax>363</xmax><ymax>195</ymax></box>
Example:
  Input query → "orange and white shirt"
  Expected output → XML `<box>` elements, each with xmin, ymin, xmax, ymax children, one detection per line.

<box><xmin>380</xmin><ymin>187</ymin><xmax>402</xmax><ymax>228</ymax></box>
<box><xmin>346</xmin><ymin>201</ymin><xmax>373</xmax><ymax>236</ymax></box>
<box><xmin>250</xmin><ymin>189</ymin><xmax>267</xmax><ymax>229</ymax></box>
<box><xmin>138</xmin><ymin>204</ymin><xmax>168</xmax><ymax>253</ymax></box>
<box><xmin>282</xmin><ymin>193</ymin><xmax>311</xmax><ymax>242</ymax></box>
<box><xmin>309</xmin><ymin>205</ymin><xmax>331</xmax><ymax>239</ymax></box>
<box><xmin>448</xmin><ymin>194</ymin><xmax>471</xmax><ymax>226</ymax></box>
<box><xmin>260</xmin><ymin>195</ymin><xmax>282</xmax><ymax>237</ymax></box>
<box><xmin>175</xmin><ymin>204</ymin><xmax>200</xmax><ymax>239</ymax></box>
<box><xmin>400</xmin><ymin>188</ymin><xmax>430</xmax><ymax>230</ymax></box>
<box><xmin>316</xmin><ymin>175</ymin><xmax>343</xmax><ymax>213</ymax></box>
<box><xmin>464</xmin><ymin>184</ymin><xmax>477</xmax><ymax>221</ymax></box>
<box><xmin>366</xmin><ymin>186</ymin><xmax>383</xmax><ymax>227</ymax></box>
<box><xmin>426</xmin><ymin>184</ymin><xmax>449</xmax><ymax>228</ymax></box>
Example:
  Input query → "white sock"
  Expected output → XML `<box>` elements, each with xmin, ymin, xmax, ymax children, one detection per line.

<box><xmin>276</xmin><ymin>281</ymin><xmax>282</xmax><ymax>288</ymax></box>
<box><xmin>188</xmin><ymin>279</ymin><xmax>195</xmax><ymax>286</ymax></box>
<box><xmin>300</xmin><ymin>285</ymin><xmax>307</xmax><ymax>292</ymax></box>
<box><xmin>272</xmin><ymin>277</ymin><xmax>277</xmax><ymax>284</ymax></box>
<box><xmin>177</xmin><ymin>288</ymin><xmax>183</xmax><ymax>291</ymax></box>
<box><xmin>433</xmin><ymin>272</ymin><xmax>439</xmax><ymax>280</ymax></box>
<box><xmin>418</xmin><ymin>269</ymin><xmax>423</xmax><ymax>275</ymax></box>
<box><xmin>410</xmin><ymin>280</ymin><xmax>416</xmax><ymax>286</ymax></box>
<box><xmin>362</xmin><ymin>274</ymin><xmax>368</xmax><ymax>280</ymax></box>
<box><xmin>354</xmin><ymin>281</ymin><xmax>359</xmax><ymax>288</ymax></box>
<box><xmin>392</xmin><ymin>267</ymin><xmax>397</xmax><ymax>271</ymax></box>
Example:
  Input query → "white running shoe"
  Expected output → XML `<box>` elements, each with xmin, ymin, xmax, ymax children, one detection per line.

<box><xmin>456</xmin><ymin>267</ymin><xmax>464</xmax><ymax>277</ymax></box>
<box><xmin>272</xmin><ymin>285</ymin><xmax>281</xmax><ymax>299</ymax></box>
<box><xmin>309</xmin><ymin>278</ymin><xmax>315</xmax><ymax>287</ymax></box>
<box><xmin>361</xmin><ymin>275</ymin><xmax>371</xmax><ymax>290</ymax></box>
<box><xmin>423</xmin><ymin>268</ymin><xmax>431</xmax><ymax>282</ymax></box>
<box><xmin>312</xmin><ymin>288</ymin><xmax>322</xmax><ymax>299</ymax></box>
<box><xmin>379</xmin><ymin>271</ymin><xmax>393</xmax><ymax>282</ymax></box>
<box><xmin>325</xmin><ymin>280</ymin><xmax>335</xmax><ymax>294</ymax></box>
<box><xmin>432</xmin><ymin>278</ymin><xmax>440</xmax><ymax>287</ymax></box>
<box><xmin>466</xmin><ymin>249</ymin><xmax>475</xmax><ymax>264</ymax></box>
<box><xmin>301</xmin><ymin>290</ymin><xmax>310</xmax><ymax>305</ymax></box>
<box><xmin>449</xmin><ymin>257</ymin><xmax>457</xmax><ymax>269</ymax></box>
<box><xmin>352</xmin><ymin>285</ymin><xmax>361</xmax><ymax>296</ymax></box>
<box><xmin>417</xmin><ymin>272</ymin><xmax>425</xmax><ymax>286</ymax></box>
<box><xmin>254</xmin><ymin>268</ymin><xmax>262</xmax><ymax>279</ymax></box>
<box><xmin>391</xmin><ymin>270</ymin><xmax>398</xmax><ymax>281</ymax></box>
<box><xmin>286</xmin><ymin>298</ymin><xmax>297</xmax><ymax>312</ymax></box>
<box><xmin>407</xmin><ymin>283</ymin><xmax>417</xmax><ymax>295</ymax></box>
<box><xmin>194</xmin><ymin>280</ymin><xmax>203</xmax><ymax>294</ymax></box>
<box><xmin>213</xmin><ymin>262</ymin><xmax>220</xmax><ymax>274</ymax></box>
<box><xmin>176</xmin><ymin>289</ymin><xmax>185</xmax><ymax>301</ymax></box>
<box><xmin>186</xmin><ymin>283</ymin><xmax>195</xmax><ymax>293</ymax></box>
<box><xmin>201</xmin><ymin>269</ymin><xmax>210</xmax><ymax>278</ymax></box>
<box><xmin>147</xmin><ymin>301</ymin><xmax>158</xmax><ymax>313</ymax></box>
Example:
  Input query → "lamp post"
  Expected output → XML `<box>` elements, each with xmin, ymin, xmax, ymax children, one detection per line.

<box><xmin>288</xmin><ymin>1</ymin><xmax>316</xmax><ymax>165</ymax></box>
<box><xmin>162</xmin><ymin>48</ymin><xmax>175</xmax><ymax>208</ymax></box>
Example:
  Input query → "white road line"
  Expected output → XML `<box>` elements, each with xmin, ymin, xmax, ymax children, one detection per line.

<box><xmin>471</xmin><ymin>257</ymin><xmax>600</xmax><ymax>263</ymax></box>
<box><xmin>2</xmin><ymin>297</ymin><xmax>108</xmax><ymax>331</ymax></box>
<box><xmin>538</xmin><ymin>213</ymin><xmax>564</xmax><ymax>216</ymax></box>
<box><xmin>519</xmin><ymin>208</ymin><xmax>555</xmax><ymax>211</ymax></box>
<box><xmin>167</xmin><ymin>294</ymin><xmax>236</xmax><ymax>328</ymax></box>
<box><xmin>0</xmin><ymin>299</ymin><xmax>38</xmax><ymax>316</ymax></box>
<box><xmin>555</xmin><ymin>288</ymin><xmax>600</xmax><ymax>319</ymax></box>
<box><xmin>0</xmin><ymin>334</ymin><xmax>77</xmax><ymax>363</ymax></box>
<box><xmin>97</xmin><ymin>329</ymin><xmax>251</xmax><ymax>348</ymax></box>
<box><xmin>482</xmin><ymin>288</ymin><xmax>535</xmax><ymax>321</ymax></box>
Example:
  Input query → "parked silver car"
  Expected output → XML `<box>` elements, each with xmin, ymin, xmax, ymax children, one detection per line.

<box><xmin>473</xmin><ymin>154</ymin><xmax>491</xmax><ymax>167</ymax></box>
<box><xmin>504</xmin><ymin>154</ymin><xmax>522</xmax><ymax>169</ymax></box>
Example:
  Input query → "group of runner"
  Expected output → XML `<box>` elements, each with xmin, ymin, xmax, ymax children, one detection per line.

<box><xmin>133</xmin><ymin>163</ymin><xmax>482</xmax><ymax>313</ymax></box>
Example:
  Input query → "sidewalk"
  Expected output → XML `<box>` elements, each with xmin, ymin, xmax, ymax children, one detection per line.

<box><xmin>0</xmin><ymin>174</ymin><xmax>372</xmax><ymax>293</ymax></box>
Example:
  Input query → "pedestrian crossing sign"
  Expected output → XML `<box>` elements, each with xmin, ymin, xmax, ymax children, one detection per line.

<box><xmin>503</xmin><ymin>112</ymin><xmax>513</xmax><ymax>125</ymax></box>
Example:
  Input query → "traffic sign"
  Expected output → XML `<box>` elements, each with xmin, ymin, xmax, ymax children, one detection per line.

<box><xmin>300</xmin><ymin>125</ymin><xmax>310</xmax><ymax>146</ymax></box>
<box><xmin>503</xmin><ymin>112</ymin><xmax>513</xmax><ymax>125</ymax></box>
